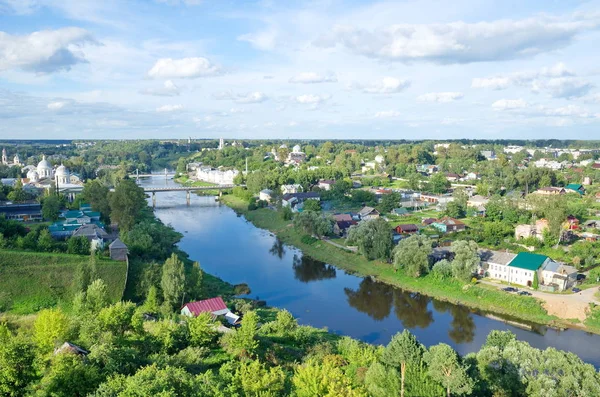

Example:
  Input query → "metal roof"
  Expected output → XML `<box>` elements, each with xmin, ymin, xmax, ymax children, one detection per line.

<box><xmin>508</xmin><ymin>252</ymin><xmax>548</xmax><ymax>271</ymax></box>
<box><xmin>182</xmin><ymin>297</ymin><xmax>228</xmax><ymax>316</ymax></box>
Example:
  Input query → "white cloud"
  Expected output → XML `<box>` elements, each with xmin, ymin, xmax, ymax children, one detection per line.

<box><xmin>0</xmin><ymin>27</ymin><xmax>95</xmax><ymax>73</ymax></box>
<box><xmin>471</xmin><ymin>77</ymin><xmax>511</xmax><ymax>90</ymax></box>
<box><xmin>235</xmin><ymin>92</ymin><xmax>268</xmax><ymax>104</ymax></box>
<box><xmin>492</xmin><ymin>99</ymin><xmax>528</xmax><ymax>110</ymax></box>
<box><xmin>212</xmin><ymin>90</ymin><xmax>235</xmax><ymax>100</ymax></box>
<box><xmin>315</xmin><ymin>15</ymin><xmax>600</xmax><ymax>64</ymax></box>
<box><xmin>140</xmin><ymin>80</ymin><xmax>180</xmax><ymax>96</ymax></box>
<box><xmin>417</xmin><ymin>92</ymin><xmax>464</xmax><ymax>103</ymax></box>
<box><xmin>543</xmin><ymin>104</ymin><xmax>591</xmax><ymax>118</ymax></box>
<box><xmin>47</xmin><ymin>101</ymin><xmax>67</xmax><ymax>110</ymax></box>
<box><xmin>156</xmin><ymin>104</ymin><xmax>183</xmax><ymax>112</ymax></box>
<box><xmin>294</xmin><ymin>94</ymin><xmax>331</xmax><ymax>104</ymax></box>
<box><xmin>289</xmin><ymin>72</ymin><xmax>337</xmax><ymax>84</ymax></box>
<box><xmin>440</xmin><ymin>118</ymin><xmax>464</xmax><ymax>125</ymax></box>
<box><xmin>155</xmin><ymin>0</ymin><xmax>203</xmax><ymax>5</ymax></box>
<box><xmin>229</xmin><ymin>107</ymin><xmax>244</xmax><ymax>114</ymax></box>
<box><xmin>374</xmin><ymin>110</ymin><xmax>401</xmax><ymax>118</ymax></box>
<box><xmin>361</xmin><ymin>77</ymin><xmax>410</xmax><ymax>94</ymax></box>
<box><xmin>289</xmin><ymin>121</ymin><xmax>298</xmax><ymax>127</ymax></box>
<box><xmin>147</xmin><ymin>57</ymin><xmax>220</xmax><ymax>79</ymax></box>
<box><xmin>238</xmin><ymin>30</ymin><xmax>278</xmax><ymax>51</ymax></box>
<box><xmin>531</xmin><ymin>77</ymin><xmax>593</xmax><ymax>98</ymax></box>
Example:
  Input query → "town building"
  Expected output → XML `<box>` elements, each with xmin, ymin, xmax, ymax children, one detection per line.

<box><xmin>109</xmin><ymin>238</ymin><xmax>128</xmax><ymax>261</ymax></box>
<box><xmin>259</xmin><ymin>189</ymin><xmax>273</xmax><ymax>203</ymax></box>
<box><xmin>534</xmin><ymin>187</ymin><xmax>566</xmax><ymax>196</ymax></box>
<box><xmin>281</xmin><ymin>184</ymin><xmax>302</xmax><ymax>195</ymax></box>
<box><xmin>281</xmin><ymin>192</ymin><xmax>320</xmax><ymax>211</ymax></box>
<box><xmin>480</xmin><ymin>150</ymin><xmax>497</xmax><ymax>160</ymax></box>
<box><xmin>358</xmin><ymin>206</ymin><xmax>380</xmax><ymax>220</ymax></box>
<box><xmin>431</xmin><ymin>217</ymin><xmax>466</xmax><ymax>233</ymax></box>
<box><xmin>317</xmin><ymin>179</ymin><xmax>335</xmax><ymax>191</ymax></box>
<box><xmin>181</xmin><ymin>296</ymin><xmax>240</xmax><ymax>325</ymax></box>
<box><xmin>0</xmin><ymin>202</ymin><xmax>42</xmax><ymax>222</ymax></box>
<box><xmin>394</xmin><ymin>224</ymin><xmax>419</xmax><ymax>234</ymax></box>
<box><xmin>565</xmin><ymin>184</ymin><xmax>585</xmax><ymax>195</ymax></box>
<box><xmin>287</xmin><ymin>145</ymin><xmax>306</xmax><ymax>165</ymax></box>
<box><xmin>71</xmin><ymin>224</ymin><xmax>109</xmax><ymax>251</ymax></box>
<box><xmin>515</xmin><ymin>219</ymin><xmax>549</xmax><ymax>241</ymax></box>
<box><xmin>196</xmin><ymin>166</ymin><xmax>239</xmax><ymax>184</ymax></box>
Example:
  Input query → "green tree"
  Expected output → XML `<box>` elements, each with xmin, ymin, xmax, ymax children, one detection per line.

<box><xmin>532</xmin><ymin>271</ymin><xmax>539</xmax><ymax>290</ymax></box>
<box><xmin>382</xmin><ymin>330</ymin><xmax>426</xmax><ymax>397</ymax></box>
<box><xmin>187</xmin><ymin>312</ymin><xmax>218</xmax><ymax>347</ymax></box>
<box><xmin>235</xmin><ymin>359</ymin><xmax>286</xmax><ymax>397</ymax></box>
<box><xmin>39</xmin><ymin>352</ymin><xmax>101</xmax><ymax>397</ymax></box>
<box><xmin>42</xmin><ymin>195</ymin><xmax>61</xmax><ymax>221</ymax></box>
<box><xmin>37</xmin><ymin>229</ymin><xmax>54</xmax><ymax>252</ymax></box>
<box><xmin>364</xmin><ymin>362</ymin><xmax>400</xmax><ymax>397</ymax></box>
<box><xmin>393</xmin><ymin>235</ymin><xmax>432</xmax><ymax>277</ymax></box>
<box><xmin>424</xmin><ymin>344</ymin><xmax>473</xmax><ymax>397</ymax></box>
<box><xmin>303</xmin><ymin>199</ymin><xmax>322</xmax><ymax>212</ymax></box>
<box><xmin>221</xmin><ymin>310</ymin><xmax>259</xmax><ymax>358</ymax></box>
<box><xmin>7</xmin><ymin>180</ymin><xmax>27</xmax><ymax>203</ymax></box>
<box><xmin>427</xmin><ymin>173</ymin><xmax>450</xmax><ymax>194</ymax></box>
<box><xmin>142</xmin><ymin>286</ymin><xmax>160</xmax><ymax>314</ymax></box>
<box><xmin>86</xmin><ymin>279</ymin><xmax>111</xmax><ymax>313</ymax></box>
<box><xmin>292</xmin><ymin>358</ymin><xmax>364</xmax><ymax>397</ymax></box>
<box><xmin>346</xmin><ymin>218</ymin><xmax>393</xmax><ymax>260</ymax></box>
<box><xmin>33</xmin><ymin>308</ymin><xmax>71</xmax><ymax>353</ymax></box>
<box><xmin>161</xmin><ymin>253</ymin><xmax>186</xmax><ymax>310</ymax></box>
<box><xmin>186</xmin><ymin>262</ymin><xmax>203</xmax><ymax>300</ymax></box>
<box><xmin>379</xmin><ymin>192</ymin><xmax>400</xmax><ymax>214</ymax></box>
<box><xmin>109</xmin><ymin>178</ymin><xmax>147</xmax><ymax>232</ymax></box>
<box><xmin>293</xmin><ymin>211</ymin><xmax>332</xmax><ymax>238</ymax></box>
<box><xmin>97</xmin><ymin>301</ymin><xmax>137</xmax><ymax>337</ymax></box>
<box><xmin>444</xmin><ymin>201</ymin><xmax>466</xmax><ymax>219</ymax></box>
<box><xmin>449</xmin><ymin>240</ymin><xmax>480</xmax><ymax>282</ymax></box>
<box><xmin>67</xmin><ymin>236</ymin><xmax>91</xmax><ymax>255</ymax></box>
<box><xmin>0</xmin><ymin>335</ymin><xmax>38</xmax><ymax>396</ymax></box>
<box><xmin>82</xmin><ymin>179</ymin><xmax>111</xmax><ymax>220</ymax></box>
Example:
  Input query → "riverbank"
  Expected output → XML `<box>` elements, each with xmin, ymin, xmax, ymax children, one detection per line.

<box><xmin>221</xmin><ymin>195</ymin><xmax>600</xmax><ymax>334</ymax></box>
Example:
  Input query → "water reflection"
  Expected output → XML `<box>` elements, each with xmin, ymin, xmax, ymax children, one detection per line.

<box><xmin>432</xmin><ymin>301</ymin><xmax>476</xmax><ymax>344</ymax></box>
<box><xmin>292</xmin><ymin>254</ymin><xmax>337</xmax><ymax>283</ymax></box>
<box><xmin>393</xmin><ymin>291</ymin><xmax>433</xmax><ymax>329</ymax></box>
<box><xmin>344</xmin><ymin>278</ymin><xmax>393</xmax><ymax>321</ymax></box>
<box><xmin>269</xmin><ymin>238</ymin><xmax>286</xmax><ymax>259</ymax></box>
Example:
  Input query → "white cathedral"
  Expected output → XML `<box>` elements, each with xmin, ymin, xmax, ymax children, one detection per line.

<box><xmin>26</xmin><ymin>155</ymin><xmax>75</xmax><ymax>185</ymax></box>
<box><xmin>2</xmin><ymin>148</ymin><xmax>21</xmax><ymax>167</ymax></box>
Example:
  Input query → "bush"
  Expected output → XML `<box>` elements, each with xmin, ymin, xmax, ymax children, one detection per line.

<box><xmin>300</xmin><ymin>235</ymin><xmax>318</xmax><ymax>245</ymax></box>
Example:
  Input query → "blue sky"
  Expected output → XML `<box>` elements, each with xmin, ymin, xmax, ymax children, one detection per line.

<box><xmin>1</xmin><ymin>0</ymin><xmax>600</xmax><ymax>140</ymax></box>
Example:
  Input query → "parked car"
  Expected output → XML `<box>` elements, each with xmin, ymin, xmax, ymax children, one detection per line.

<box><xmin>502</xmin><ymin>287</ymin><xmax>518</xmax><ymax>292</ymax></box>
<box><xmin>572</xmin><ymin>288</ymin><xmax>581</xmax><ymax>293</ymax></box>
<box><xmin>518</xmin><ymin>291</ymin><xmax>531</xmax><ymax>296</ymax></box>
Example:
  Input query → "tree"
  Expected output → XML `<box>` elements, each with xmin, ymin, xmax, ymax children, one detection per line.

<box><xmin>161</xmin><ymin>253</ymin><xmax>186</xmax><ymax>310</ymax></box>
<box><xmin>142</xmin><ymin>286</ymin><xmax>160</xmax><ymax>314</ymax></box>
<box><xmin>293</xmin><ymin>211</ymin><xmax>332</xmax><ymax>238</ymax></box>
<box><xmin>187</xmin><ymin>312</ymin><xmax>218</xmax><ymax>347</ymax></box>
<box><xmin>42</xmin><ymin>195</ymin><xmax>61</xmax><ymax>221</ymax></box>
<box><xmin>186</xmin><ymin>262</ymin><xmax>203</xmax><ymax>300</ymax></box>
<box><xmin>292</xmin><ymin>357</ymin><xmax>365</xmax><ymax>397</ymax></box>
<box><xmin>67</xmin><ymin>236</ymin><xmax>91</xmax><ymax>255</ymax></box>
<box><xmin>235</xmin><ymin>359</ymin><xmax>286</xmax><ymax>397</ymax></box>
<box><xmin>7</xmin><ymin>180</ymin><xmax>27</xmax><ymax>203</ymax></box>
<box><xmin>382</xmin><ymin>330</ymin><xmax>426</xmax><ymax>397</ymax></box>
<box><xmin>37</xmin><ymin>229</ymin><xmax>54</xmax><ymax>252</ymax></box>
<box><xmin>0</xmin><ymin>335</ymin><xmax>38</xmax><ymax>396</ymax></box>
<box><xmin>379</xmin><ymin>192</ymin><xmax>400</xmax><ymax>214</ymax></box>
<box><xmin>364</xmin><ymin>362</ymin><xmax>400</xmax><ymax>397</ymax></box>
<box><xmin>424</xmin><ymin>344</ymin><xmax>473</xmax><ymax>397</ymax></box>
<box><xmin>532</xmin><ymin>271</ymin><xmax>539</xmax><ymax>290</ymax></box>
<box><xmin>221</xmin><ymin>310</ymin><xmax>259</xmax><ymax>358</ymax></box>
<box><xmin>39</xmin><ymin>352</ymin><xmax>101</xmax><ymax>397</ymax></box>
<box><xmin>97</xmin><ymin>301</ymin><xmax>137</xmax><ymax>337</ymax></box>
<box><xmin>428</xmin><ymin>173</ymin><xmax>450</xmax><ymax>194</ymax></box>
<box><xmin>393</xmin><ymin>235</ymin><xmax>432</xmax><ymax>277</ymax></box>
<box><xmin>431</xmin><ymin>259</ymin><xmax>452</xmax><ymax>279</ymax></box>
<box><xmin>109</xmin><ymin>178</ymin><xmax>147</xmax><ymax>232</ymax></box>
<box><xmin>444</xmin><ymin>201</ymin><xmax>465</xmax><ymax>219</ymax></box>
<box><xmin>303</xmin><ymin>199</ymin><xmax>322</xmax><ymax>212</ymax></box>
<box><xmin>449</xmin><ymin>240</ymin><xmax>480</xmax><ymax>282</ymax></box>
<box><xmin>34</xmin><ymin>308</ymin><xmax>71</xmax><ymax>353</ymax></box>
<box><xmin>86</xmin><ymin>279</ymin><xmax>111</xmax><ymax>313</ymax></box>
<box><xmin>346</xmin><ymin>218</ymin><xmax>393</xmax><ymax>260</ymax></box>
<box><xmin>82</xmin><ymin>179</ymin><xmax>111</xmax><ymax>220</ymax></box>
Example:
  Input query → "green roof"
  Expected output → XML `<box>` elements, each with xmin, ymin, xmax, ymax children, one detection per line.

<box><xmin>565</xmin><ymin>184</ymin><xmax>584</xmax><ymax>194</ymax></box>
<box><xmin>508</xmin><ymin>252</ymin><xmax>548</xmax><ymax>271</ymax></box>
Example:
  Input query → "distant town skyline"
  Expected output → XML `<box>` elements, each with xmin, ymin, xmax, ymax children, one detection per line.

<box><xmin>1</xmin><ymin>0</ymin><xmax>600</xmax><ymax>139</ymax></box>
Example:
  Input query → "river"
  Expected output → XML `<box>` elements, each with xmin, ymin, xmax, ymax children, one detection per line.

<box><xmin>141</xmin><ymin>176</ymin><xmax>600</xmax><ymax>366</ymax></box>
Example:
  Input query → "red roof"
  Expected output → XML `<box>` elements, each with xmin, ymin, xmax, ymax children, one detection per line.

<box><xmin>182</xmin><ymin>297</ymin><xmax>227</xmax><ymax>316</ymax></box>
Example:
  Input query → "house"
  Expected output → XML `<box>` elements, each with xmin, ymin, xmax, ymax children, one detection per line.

<box><xmin>592</xmin><ymin>163</ymin><xmax>600</xmax><ymax>169</ymax></box>
<box><xmin>580</xmin><ymin>232</ymin><xmax>600</xmax><ymax>242</ymax></box>
<box><xmin>465</xmin><ymin>172</ymin><xmax>481</xmax><ymax>181</ymax></box>
<box><xmin>467</xmin><ymin>195</ymin><xmax>489</xmax><ymax>209</ymax></box>
<box><xmin>534</xmin><ymin>187</ymin><xmax>566</xmax><ymax>196</ymax></box>
<box><xmin>422</xmin><ymin>218</ymin><xmax>437</xmax><ymax>225</ymax></box>
<box><xmin>515</xmin><ymin>219</ymin><xmax>549</xmax><ymax>241</ymax></box>
<box><xmin>358</xmin><ymin>206</ymin><xmax>380</xmax><ymax>220</ymax></box>
<box><xmin>281</xmin><ymin>192</ymin><xmax>320</xmax><ymax>211</ymax></box>
<box><xmin>281</xmin><ymin>184</ymin><xmax>302</xmax><ymax>195</ymax></box>
<box><xmin>395</xmin><ymin>224</ymin><xmax>419</xmax><ymax>234</ymax></box>
<box><xmin>54</xmin><ymin>342</ymin><xmax>89</xmax><ymax>356</ymax></box>
<box><xmin>0</xmin><ymin>202</ymin><xmax>42</xmax><ymax>222</ymax></box>
<box><xmin>48</xmin><ymin>223</ymin><xmax>82</xmax><ymax>239</ymax></box>
<box><xmin>431</xmin><ymin>217</ymin><xmax>465</xmax><ymax>233</ymax></box>
<box><xmin>392</xmin><ymin>208</ymin><xmax>409</xmax><ymax>216</ymax></box>
<box><xmin>333</xmin><ymin>213</ymin><xmax>354</xmax><ymax>222</ymax></box>
<box><xmin>109</xmin><ymin>238</ymin><xmax>128</xmax><ymax>261</ymax></box>
<box><xmin>583</xmin><ymin>220</ymin><xmax>600</xmax><ymax>229</ymax></box>
<box><xmin>540</xmin><ymin>261</ymin><xmax>577</xmax><ymax>291</ymax></box>
<box><xmin>480</xmin><ymin>150</ymin><xmax>497</xmax><ymax>160</ymax></box>
<box><xmin>480</xmin><ymin>250</ymin><xmax>517</xmax><ymax>280</ymax></box>
<box><xmin>416</xmin><ymin>164</ymin><xmax>438</xmax><ymax>174</ymax></box>
<box><xmin>430</xmin><ymin>247</ymin><xmax>452</xmax><ymax>264</ymax></box>
<box><xmin>72</xmin><ymin>224</ymin><xmax>109</xmax><ymax>251</ymax></box>
<box><xmin>565</xmin><ymin>183</ymin><xmax>585</xmax><ymax>195</ymax></box>
<box><xmin>507</xmin><ymin>252</ymin><xmax>551</xmax><ymax>287</ymax></box>
<box><xmin>181</xmin><ymin>296</ymin><xmax>240</xmax><ymax>325</ymax></box>
<box><xmin>259</xmin><ymin>189</ymin><xmax>273</xmax><ymax>203</ymax></box>
<box><xmin>565</xmin><ymin>215</ymin><xmax>580</xmax><ymax>230</ymax></box>
<box><xmin>333</xmin><ymin>220</ymin><xmax>358</xmax><ymax>236</ymax></box>
<box><xmin>445</xmin><ymin>173</ymin><xmax>462</xmax><ymax>182</ymax></box>
<box><xmin>317</xmin><ymin>179</ymin><xmax>335</xmax><ymax>191</ymax></box>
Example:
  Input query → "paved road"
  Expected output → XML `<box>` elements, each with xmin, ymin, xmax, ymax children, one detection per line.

<box><xmin>480</xmin><ymin>279</ymin><xmax>599</xmax><ymax>321</ymax></box>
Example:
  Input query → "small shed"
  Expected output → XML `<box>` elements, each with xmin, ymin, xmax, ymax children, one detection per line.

<box><xmin>109</xmin><ymin>238</ymin><xmax>128</xmax><ymax>261</ymax></box>
<box><xmin>395</xmin><ymin>224</ymin><xmax>419</xmax><ymax>234</ymax></box>
<box><xmin>181</xmin><ymin>296</ymin><xmax>240</xmax><ymax>325</ymax></box>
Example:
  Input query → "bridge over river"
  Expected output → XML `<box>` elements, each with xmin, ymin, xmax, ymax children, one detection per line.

<box><xmin>143</xmin><ymin>184</ymin><xmax>242</xmax><ymax>206</ymax></box>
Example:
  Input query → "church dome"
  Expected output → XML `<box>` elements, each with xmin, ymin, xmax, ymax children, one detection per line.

<box><xmin>55</xmin><ymin>164</ymin><xmax>69</xmax><ymax>177</ymax></box>
<box><xmin>27</xmin><ymin>170</ymin><xmax>39</xmax><ymax>181</ymax></box>
<box><xmin>292</xmin><ymin>145</ymin><xmax>302</xmax><ymax>153</ymax></box>
<box><xmin>37</xmin><ymin>155</ymin><xmax>51</xmax><ymax>172</ymax></box>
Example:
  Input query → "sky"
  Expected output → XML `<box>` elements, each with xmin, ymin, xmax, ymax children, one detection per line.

<box><xmin>1</xmin><ymin>0</ymin><xmax>600</xmax><ymax>140</ymax></box>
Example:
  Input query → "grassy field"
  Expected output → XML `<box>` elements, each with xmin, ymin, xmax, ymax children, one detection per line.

<box><xmin>0</xmin><ymin>250</ymin><xmax>127</xmax><ymax>314</ymax></box>
<box><xmin>222</xmin><ymin>195</ymin><xmax>561</xmax><ymax>328</ymax></box>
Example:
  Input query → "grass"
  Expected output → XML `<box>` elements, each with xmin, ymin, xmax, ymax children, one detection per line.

<box><xmin>0</xmin><ymin>249</ymin><xmax>127</xmax><ymax>314</ymax></box>
<box><xmin>222</xmin><ymin>195</ymin><xmax>560</xmax><ymax>328</ymax></box>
